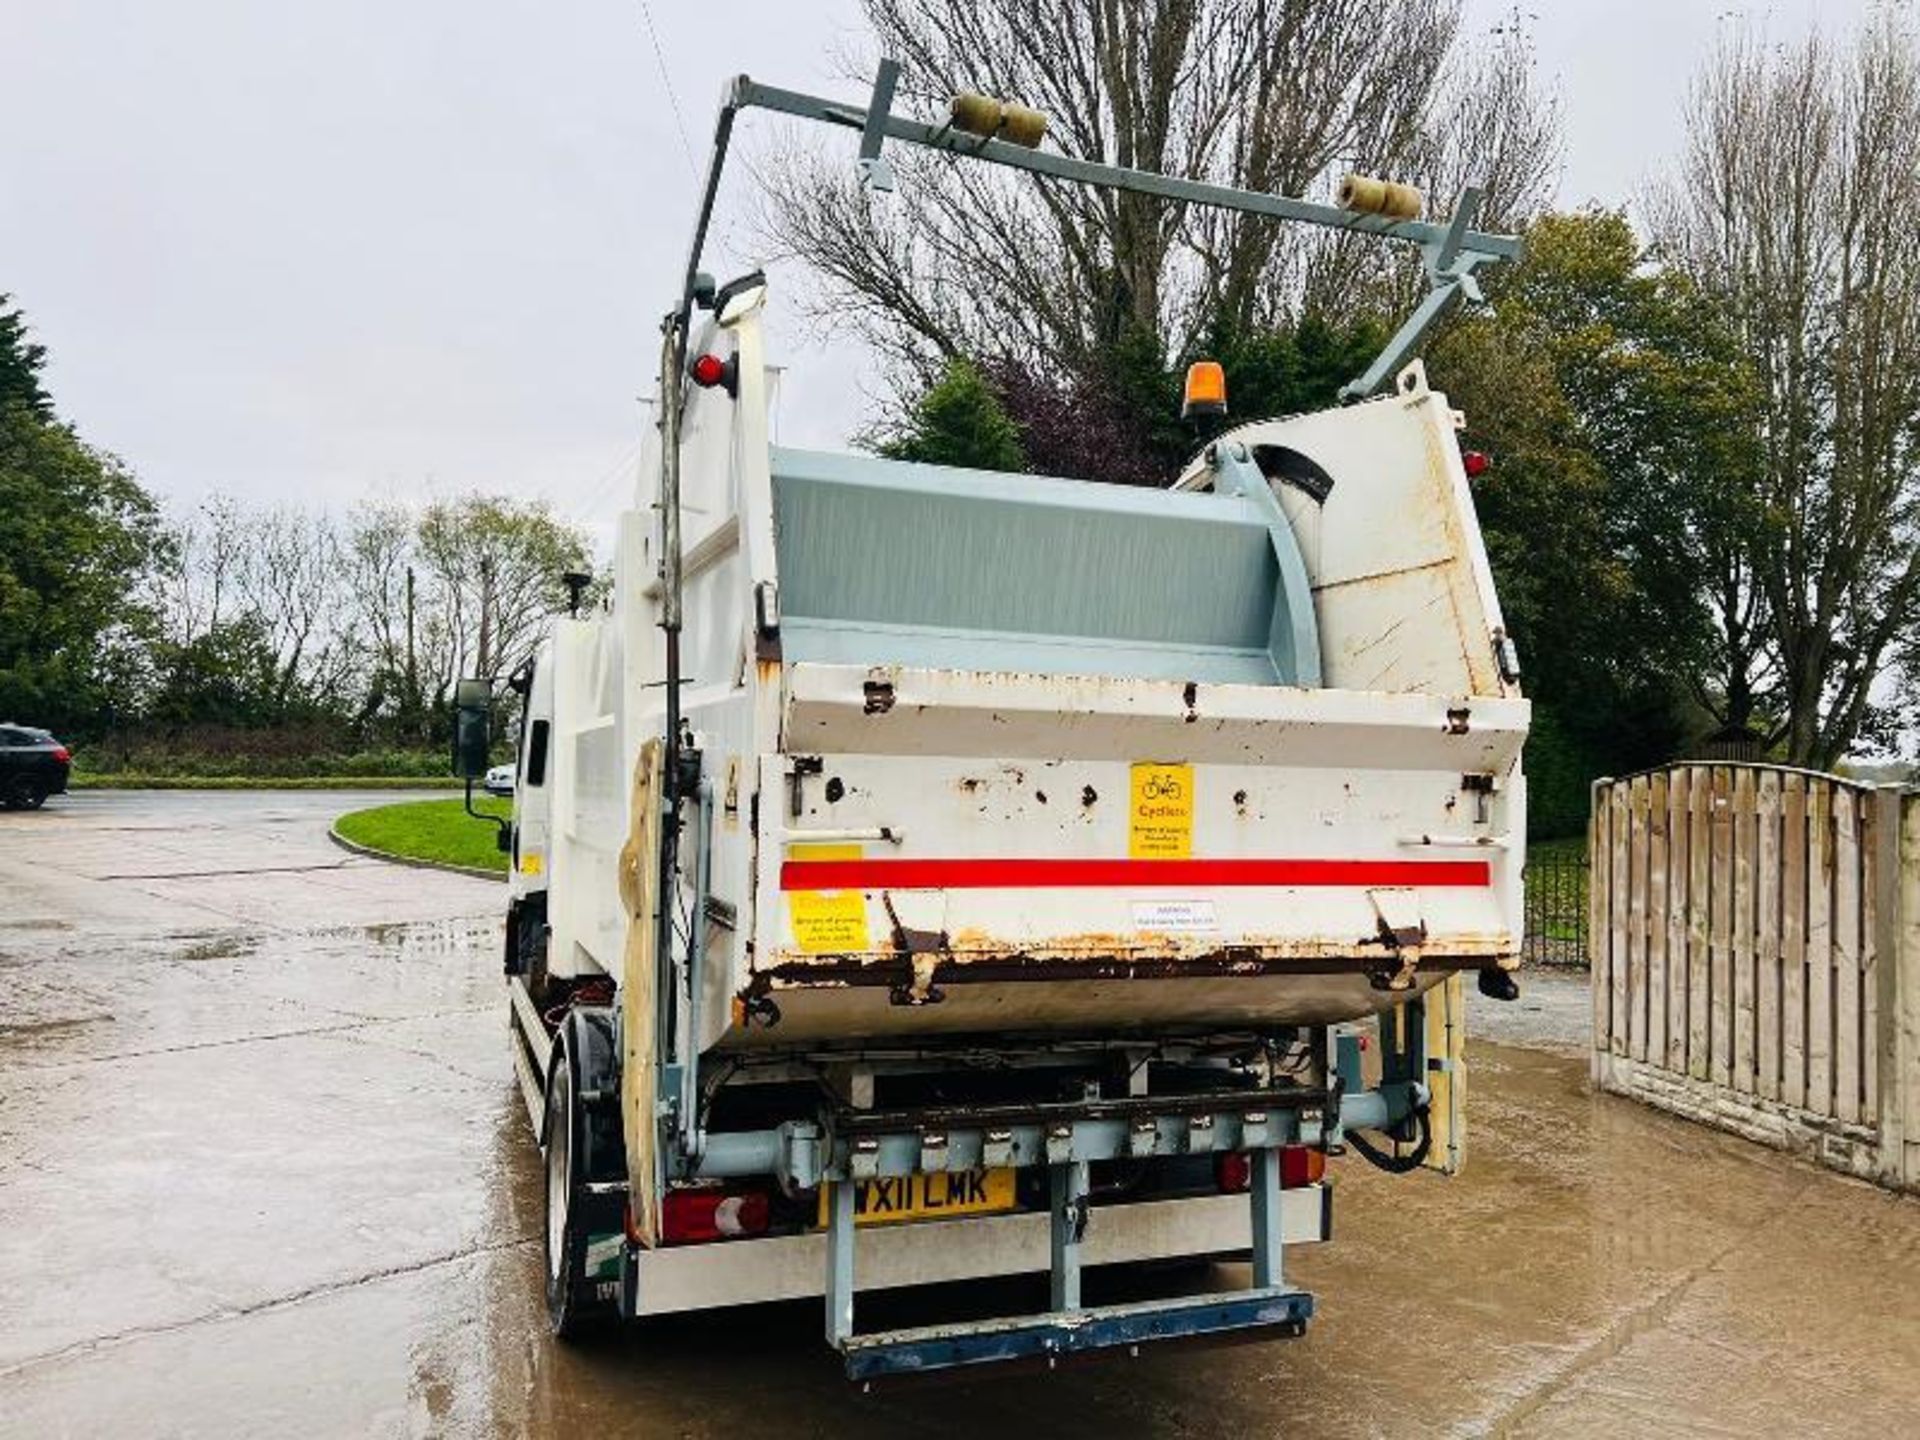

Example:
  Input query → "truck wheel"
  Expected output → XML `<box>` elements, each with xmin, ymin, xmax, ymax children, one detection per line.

<box><xmin>543</xmin><ymin>1040</ymin><xmax>617</xmax><ymax>1337</ymax></box>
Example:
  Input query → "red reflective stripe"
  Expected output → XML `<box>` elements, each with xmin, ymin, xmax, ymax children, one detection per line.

<box><xmin>778</xmin><ymin>857</ymin><xmax>1490</xmax><ymax>890</ymax></box>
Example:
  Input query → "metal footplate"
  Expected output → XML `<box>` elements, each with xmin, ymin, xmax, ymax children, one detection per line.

<box><xmin>840</xmin><ymin>1287</ymin><xmax>1313</xmax><ymax>1382</ymax></box>
<box><xmin>824</xmin><ymin>1134</ymin><xmax>1313</xmax><ymax>1381</ymax></box>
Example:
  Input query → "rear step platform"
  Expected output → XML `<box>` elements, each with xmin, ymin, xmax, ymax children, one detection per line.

<box><xmin>826</xmin><ymin>1145</ymin><xmax>1312</xmax><ymax>1381</ymax></box>
<box><xmin>842</xmin><ymin>1287</ymin><xmax>1313</xmax><ymax>1381</ymax></box>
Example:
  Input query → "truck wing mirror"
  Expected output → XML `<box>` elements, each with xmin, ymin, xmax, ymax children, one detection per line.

<box><xmin>452</xmin><ymin>678</ymin><xmax>493</xmax><ymax>779</ymax></box>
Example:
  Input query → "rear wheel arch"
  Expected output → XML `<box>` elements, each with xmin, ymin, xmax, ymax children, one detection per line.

<box><xmin>541</xmin><ymin>1010</ymin><xmax>626</xmax><ymax>1337</ymax></box>
<box><xmin>540</xmin><ymin>1007</ymin><xmax>621</xmax><ymax>1167</ymax></box>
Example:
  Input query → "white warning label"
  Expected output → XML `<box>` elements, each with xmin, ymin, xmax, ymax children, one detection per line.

<box><xmin>1131</xmin><ymin>899</ymin><xmax>1219</xmax><ymax>935</ymax></box>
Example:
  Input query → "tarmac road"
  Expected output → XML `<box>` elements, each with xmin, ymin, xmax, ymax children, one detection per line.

<box><xmin>3</xmin><ymin>790</ymin><xmax>1919</xmax><ymax>1437</ymax></box>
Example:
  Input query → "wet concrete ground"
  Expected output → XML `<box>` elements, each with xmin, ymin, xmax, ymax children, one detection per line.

<box><xmin>3</xmin><ymin>791</ymin><xmax>1918</xmax><ymax>1437</ymax></box>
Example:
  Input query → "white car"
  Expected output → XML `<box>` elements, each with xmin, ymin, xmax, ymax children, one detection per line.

<box><xmin>482</xmin><ymin>763</ymin><xmax>515</xmax><ymax>797</ymax></box>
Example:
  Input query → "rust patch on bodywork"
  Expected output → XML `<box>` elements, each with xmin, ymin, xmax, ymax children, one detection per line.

<box><xmin>757</xmin><ymin>923</ymin><xmax>1514</xmax><ymax>993</ymax></box>
<box><xmin>753</xmin><ymin>942</ymin><xmax>1513</xmax><ymax>994</ymax></box>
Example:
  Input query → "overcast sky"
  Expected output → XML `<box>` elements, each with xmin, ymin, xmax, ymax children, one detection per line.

<box><xmin>2</xmin><ymin>0</ymin><xmax>1875</xmax><ymax>541</ymax></box>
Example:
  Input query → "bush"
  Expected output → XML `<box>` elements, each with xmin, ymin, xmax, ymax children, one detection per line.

<box><xmin>1524</xmin><ymin>706</ymin><xmax>1602</xmax><ymax>840</ymax></box>
<box><xmin>73</xmin><ymin>728</ymin><xmax>460</xmax><ymax>780</ymax></box>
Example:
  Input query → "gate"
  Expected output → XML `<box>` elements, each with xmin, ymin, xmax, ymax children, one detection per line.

<box><xmin>1522</xmin><ymin>841</ymin><xmax>1587</xmax><ymax>966</ymax></box>
<box><xmin>1589</xmin><ymin>764</ymin><xmax>1919</xmax><ymax>1192</ymax></box>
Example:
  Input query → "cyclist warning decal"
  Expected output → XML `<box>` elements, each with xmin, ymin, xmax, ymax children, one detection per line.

<box><xmin>787</xmin><ymin>843</ymin><xmax>872</xmax><ymax>953</ymax></box>
<box><xmin>1129</xmin><ymin>762</ymin><xmax>1194</xmax><ymax>859</ymax></box>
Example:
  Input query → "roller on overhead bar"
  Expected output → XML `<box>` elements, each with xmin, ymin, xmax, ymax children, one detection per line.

<box><xmin>1338</xmin><ymin>174</ymin><xmax>1424</xmax><ymax>220</ymax></box>
<box><xmin>949</xmin><ymin>92</ymin><xmax>1048</xmax><ymax>148</ymax></box>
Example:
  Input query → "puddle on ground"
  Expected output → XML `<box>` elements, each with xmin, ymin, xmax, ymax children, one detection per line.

<box><xmin>360</xmin><ymin>916</ymin><xmax>502</xmax><ymax>963</ymax></box>
<box><xmin>177</xmin><ymin>936</ymin><xmax>259</xmax><ymax>962</ymax></box>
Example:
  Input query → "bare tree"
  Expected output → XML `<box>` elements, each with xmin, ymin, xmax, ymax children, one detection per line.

<box><xmin>156</xmin><ymin>494</ymin><xmax>246</xmax><ymax>648</ymax></box>
<box><xmin>145</xmin><ymin>493</ymin><xmax>591</xmax><ymax>739</ymax></box>
<box><xmin>343</xmin><ymin>502</ymin><xmax>419</xmax><ymax>722</ymax></box>
<box><xmin>760</xmin><ymin>0</ymin><xmax>1558</xmax><ymax>386</ymax></box>
<box><xmin>235</xmin><ymin>506</ymin><xmax>356</xmax><ymax>714</ymax></box>
<box><xmin>1659</xmin><ymin>17</ymin><xmax>1920</xmax><ymax>766</ymax></box>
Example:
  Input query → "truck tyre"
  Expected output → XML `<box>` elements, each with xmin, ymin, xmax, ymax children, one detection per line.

<box><xmin>543</xmin><ymin>1033</ymin><xmax>620</xmax><ymax>1337</ymax></box>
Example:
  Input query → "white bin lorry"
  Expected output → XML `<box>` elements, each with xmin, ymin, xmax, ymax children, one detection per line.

<box><xmin>458</xmin><ymin>62</ymin><xmax>1530</xmax><ymax>1380</ymax></box>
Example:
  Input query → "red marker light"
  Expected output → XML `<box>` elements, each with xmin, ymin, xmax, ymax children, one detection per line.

<box><xmin>661</xmin><ymin>1187</ymin><xmax>769</xmax><ymax>1244</ymax></box>
<box><xmin>687</xmin><ymin>352</ymin><xmax>738</xmax><ymax>397</ymax></box>
<box><xmin>1214</xmin><ymin>1152</ymin><xmax>1252</xmax><ymax>1193</ymax></box>
<box><xmin>1461</xmin><ymin>450</ymin><xmax>1490</xmax><ymax>478</ymax></box>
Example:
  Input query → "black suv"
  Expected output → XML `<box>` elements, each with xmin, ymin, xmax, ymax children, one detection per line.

<box><xmin>0</xmin><ymin>725</ymin><xmax>71</xmax><ymax>809</ymax></box>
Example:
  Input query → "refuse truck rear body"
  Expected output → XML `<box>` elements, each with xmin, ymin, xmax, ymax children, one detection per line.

<box><xmin>479</xmin><ymin>63</ymin><xmax>1528</xmax><ymax>1381</ymax></box>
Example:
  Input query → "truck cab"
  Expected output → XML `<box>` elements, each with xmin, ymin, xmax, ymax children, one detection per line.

<box><xmin>503</xmin><ymin>648</ymin><xmax>554</xmax><ymax>982</ymax></box>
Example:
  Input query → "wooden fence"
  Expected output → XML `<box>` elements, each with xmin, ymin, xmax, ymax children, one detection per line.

<box><xmin>1590</xmin><ymin>764</ymin><xmax>1919</xmax><ymax>1192</ymax></box>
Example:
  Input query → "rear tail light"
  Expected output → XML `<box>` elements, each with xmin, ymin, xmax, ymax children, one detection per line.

<box><xmin>661</xmin><ymin>1187</ymin><xmax>770</xmax><ymax>1245</ymax></box>
<box><xmin>51</xmin><ymin>746</ymin><xmax>70</xmax><ymax>764</ymax></box>
<box><xmin>1280</xmin><ymin>1145</ymin><xmax>1326</xmax><ymax>1188</ymax></box>
<box><xmin>1214</xmin><ymin>1152</ymin><xmax>1251</xmax><ymax>1193</ymax></box>
<box><xmin>1216</xmin><ymin>1146</ymin><xmax>1326</xmax><ymax>1193</ymax></box>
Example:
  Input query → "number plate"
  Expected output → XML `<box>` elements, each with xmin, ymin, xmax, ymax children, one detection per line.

<box><xmin>817</xmin><ymin>1169</ymin><xmax>1017</xmax><ymax>1227</ymax></box>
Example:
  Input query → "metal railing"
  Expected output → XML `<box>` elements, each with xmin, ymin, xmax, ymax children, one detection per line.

<box><xmin>1523</xmin><ymin>840</ymin><xmax>1589</xmax><ymax>966</ymax></box>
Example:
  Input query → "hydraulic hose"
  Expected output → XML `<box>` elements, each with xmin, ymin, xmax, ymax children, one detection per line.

<box><xmin>1346</xmin><ymin>1106</ymin><xmax>1432</xmax><ymax>1174</ymax></box>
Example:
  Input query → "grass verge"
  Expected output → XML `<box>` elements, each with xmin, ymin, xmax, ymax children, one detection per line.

<box><xmin>333</xmin><ymin>796</ymin><xmax>511</xmax><ymax>874</ymax></box>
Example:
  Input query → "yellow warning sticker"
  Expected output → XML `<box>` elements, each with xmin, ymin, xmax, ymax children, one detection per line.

<box><xmin>519</xmin><ymin>851</ymin><xmax>543</xmax><ymax>877</ymax></box>
<box><xmin>1129</xmin><ymin>762</ymin><xmax>1194</xmax><ymax>859</ymax></box>
<box><xmin>787</xmin><ymin>843</ymin><xmax>872</xmax><ymax>954</ymax></box>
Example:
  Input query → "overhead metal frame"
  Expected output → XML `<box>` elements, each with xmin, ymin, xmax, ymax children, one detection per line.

<box><xmin>737</xmin><ymin>75</ymin><xmax>1519</xmax><ymax>258</ymax></box>
<box><xmin>733</xmin><ymin>70</ymin><xmax>1517</xmax><ymax>402</ymax></box>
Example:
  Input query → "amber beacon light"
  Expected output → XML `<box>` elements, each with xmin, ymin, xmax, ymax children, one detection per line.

<box><xmin>1182</xmin><ymin>360</ymin><xmax>1227</xmax><ymax>421</ymax></box>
